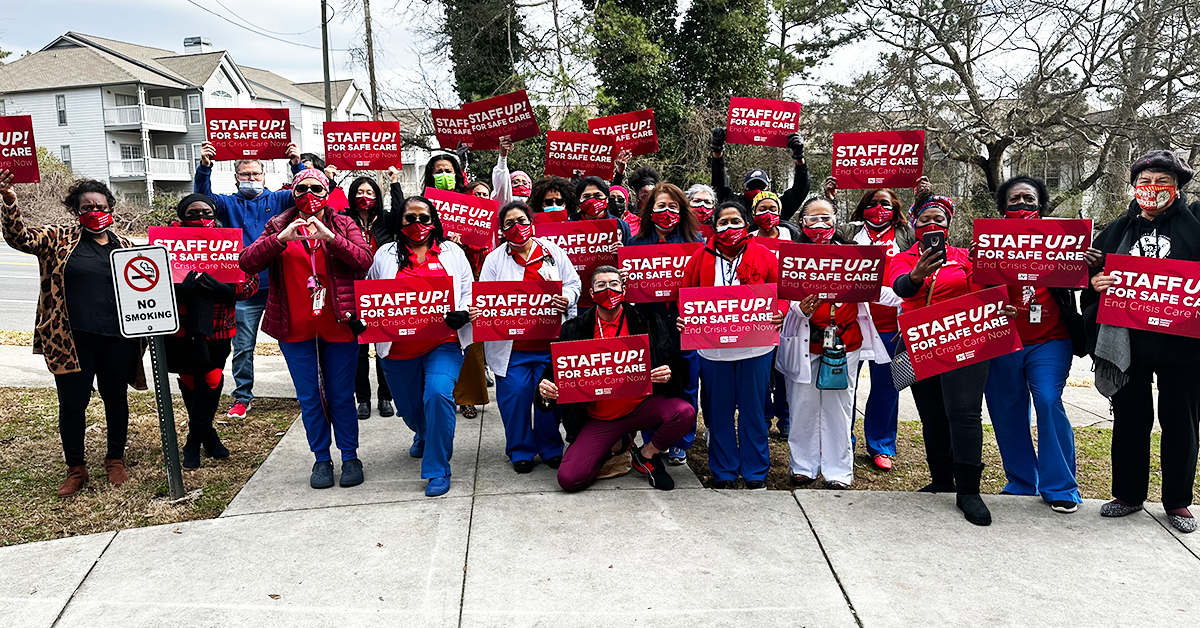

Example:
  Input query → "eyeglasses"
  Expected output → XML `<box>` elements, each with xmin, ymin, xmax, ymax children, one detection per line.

<box><xmin>592</xmin><ymin>280</ymin><xmax>623</xmax><ymax>291</ymax></box>
<box><xmin>294</xmin><ymin>184</ymin><xmax>327</xmax><ymax>196</ymax></box>
<box><xmin>402</xmin><ymin>213</ymin><xmax>433</xmax><ymax>225</ymax></box>
<box><xmin>802</xmin><ymin>215</ymin><xmax>835</xmax><ymax>225</ymax></box>
<box><xmin>581</xmin><ymin>192</ymin><xmax>606</xmax><ymax>201</ymax></box>
<box><xmin>690</xmin><ymin>199</ymin><xmax>714</xmax><ymax>209</ymax></box>
<box><xmin>502</xmin><ymin>218</ymin><xmax>532</xmax><ymax>229</ymax></box>
<box><xmin>185</xmin><ymin>211</ymin><xmax>215</xmax><ymax>219</ymax></box>
<box><xmin>236</xmin><ymin>172</ymin><xmax>265</xmax><ymax>180</ymax></box>
<box><xmin>543</xmin><ymin>198</ymin><xmax>566</xmax><ymax>207</ymax></box>
<box><xmin>79</xmin><ymin>204</ymin><xmax>110</xmax><ymax>213</ymax></box>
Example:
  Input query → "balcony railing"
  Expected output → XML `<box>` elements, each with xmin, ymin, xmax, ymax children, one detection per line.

<box><xmin>109</xmin><ymin>158</ymin><xmax>193</xmax><ymax>180</ymax></box>
<box><xmin>103</xmin><ymin>105</ymin><xmax>188</xmax><ymax>130</ymax></box>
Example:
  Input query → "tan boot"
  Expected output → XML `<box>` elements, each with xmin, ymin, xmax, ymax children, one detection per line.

<box><xmin>57</xmin><ymin>465</ymin><xmax>88</xmax><ymax>497</ymax></box>
<box><xmin>104</xmin><ymin>459</ymin><xmax>129</xmax><ymax>487</ymax></box>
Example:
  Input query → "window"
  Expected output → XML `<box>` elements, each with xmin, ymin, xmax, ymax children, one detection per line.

<box><xmin>120</xmin><ymin>144</ymin><xmax>143</xmax><ymax>160</ymax></box>
<box><xmin>0</xmin><ymin>100</ymin><xmax>5</xmax><ymax>116</ymax></box>
<box><xmin>150</xmin><ymin>96</ymin><xmax>163</xmax><ymax>107</ymax></box>
<box><xmin>60</xmin><ymin>145</ymin><xmax>72</xmax><ymax>170</ymax></box>
<box><xmin>312</xmin><ymin>121</ymin><xmax>321</xmax><ymax>136</ymax></box>
<box><xmin>188</xmin><ymin>94</ymin><xmax>201</xmax><ymax>124</ymax></box>
<box><xmin>154</xmin><ymin>145</ymin><xmax>168</xmax><ymax>159</ymax></box>
<box><xmin>170</xmin><ymin>95</ymin><xmax>183</xmax><ymax>110</ymax></box>
<box><xmin>1046</xmin><ymin>162</ymin><xmax>1062</xmax><ymax>189</ymax></box>
<box><xmin>191</xmin><ymin>143</ymin><xmax>203</xmax><ymax>168</ymax></box>
<box><xmin>115</xmin><ymin>94</ymin><xmax>138</xmax><ymax>106</ymax></box>
<box><xmin>174</xmin><ymin>145</ymin><xmax>187</xmax><ymax>161</ymax></box>
<box><xmin>209</xmin><ymin>90</ymin><xmax>234</xmax><ymax>108</ymax></box>
<box><xmin>56</xmin><ymin>95</ymin><xmax>67</xmax><ymax>125</ymax></box>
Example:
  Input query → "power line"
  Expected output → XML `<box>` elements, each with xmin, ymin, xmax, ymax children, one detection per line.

<box><xmin>184</xmin><ymin>0</ymin><xmax>349</xmax><ymax>51</ymax></box>
<box><xmin>210</xmin><ymin>0</ymin><xmax>320</xmax><ymax>36</ymax></box>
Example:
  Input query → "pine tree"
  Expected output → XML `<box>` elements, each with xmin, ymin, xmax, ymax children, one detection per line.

<box><xmin>675</xmin><ymin>0</ymin><xmax>770</xmax><ymax>110</ymax></box>
<box><xmin>441</xmin><ymin>0</ymin><xmax>526</xmax><ymax>103</ymax></box>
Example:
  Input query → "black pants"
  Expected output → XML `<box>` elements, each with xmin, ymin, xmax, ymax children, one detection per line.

<box><xmin>53</xmin><ymin>331</ymin><xmax>141</xmax><ymax>467</ymax></box>
<box><xmin>909</xmin><ymin>360</ymin><xmax>991</xmax><ymax>485</ymax></box>
<box><xmin>165</xmin><ymin>337</ymin><xmax>232</xmax><ymax>442</ymax></box>
<box><xmin>355</xmin><ymin>343</ymin><xmax>391</xmax><ymax>403</ymax></box>
<box><xmin>1111</xmin><ymin>359</ymin><xmax>1200</xmax><ymax>510</ymax></box>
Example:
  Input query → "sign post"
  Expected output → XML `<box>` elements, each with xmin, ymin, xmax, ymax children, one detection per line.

<box><xmin>109</xmin><ymin>245</ymin><xmax>184</xmax><ymax>500</ymax></box>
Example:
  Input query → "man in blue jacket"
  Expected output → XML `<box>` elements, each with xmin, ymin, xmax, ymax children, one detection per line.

<box><xmin>194</xmin><ymin>140</ymin><xmax>302</xmax><ymax>418</ymax></box>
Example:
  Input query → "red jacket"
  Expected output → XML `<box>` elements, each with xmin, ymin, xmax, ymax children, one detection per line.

<box><xmin>681</xmin><ymin>236</ymin><xmax>789</xmax><ymax>312</ymax></box>
<box><xmin>239</xmin><ymin>208</ymin><xmax>373</xmax><ymax>341</ymax></box>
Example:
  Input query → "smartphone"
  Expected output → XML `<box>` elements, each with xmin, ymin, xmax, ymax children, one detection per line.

<box><xmin>921</xmin><ymin>230</ymin><xmax>947</xmax><ymax>259</ymax></box>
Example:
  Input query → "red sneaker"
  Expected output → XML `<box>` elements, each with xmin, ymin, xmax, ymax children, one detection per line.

<box><xmin>227</xmin><ymin>401</ymin><xmax>250</xmax><ymax>419</ymax></box>
<box><xmin>872</xmin><ymin>454</ymin><xmax>893</xmax><ymax>471</ymax></box>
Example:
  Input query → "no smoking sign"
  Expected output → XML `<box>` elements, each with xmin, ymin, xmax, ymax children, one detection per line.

<box><xmin>110</xmin><ymin>245</ymin><xmax>179</xmax><ymax>338</ymax></box>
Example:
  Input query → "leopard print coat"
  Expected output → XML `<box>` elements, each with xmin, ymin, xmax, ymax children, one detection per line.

<box><xmin>2</xmin><ymin>199</ymin><xmax>148</xmax><ymax>387</ymax></box>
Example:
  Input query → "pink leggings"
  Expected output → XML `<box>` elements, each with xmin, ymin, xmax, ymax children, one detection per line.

<box><xmin>557</xmin><ymin>395</ymin><xmax>696</xmax><ymax>492</ymax></box>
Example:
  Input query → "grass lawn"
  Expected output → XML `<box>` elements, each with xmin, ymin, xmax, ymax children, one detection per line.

<box><xmin>0</xmin><ymin>387</ymin><xmax>298</xmax><ymax>546</ymax></box>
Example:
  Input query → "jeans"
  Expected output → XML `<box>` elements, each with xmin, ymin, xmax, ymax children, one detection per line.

<box><xmin>853</xmin><ymin>330</ymin><xmax>900</xmax><ymax>456</ymax></box>
<box><xmin>231</xmin><ymin>289</ymin><xmax>269</xmax><ymax>403</ymax></box>
<box><xmin>278</xmin><ymin>337</ymin><xmax>360</xmax><ymax>463</ymax></box>
<box><xmin>380</xmin><ymin>343</ymin><xmax>464</xmax><ymax>479</ymax></box>
<box><xmin>984</xmin><ymin>338</ymin><xmax>1080</xmax><ymax>503</ymax></box>
<box><xmin>909</xmin><ymin>360</ymin><xmax>991</xmax><ymax>486</ymax></box>
<box><xmin>700</xmin><ymin>352</ymin><xmax>773</xmax><ymax>482</ymax></box>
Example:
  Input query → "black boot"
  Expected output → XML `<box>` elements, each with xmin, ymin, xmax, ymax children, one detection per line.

<box><xmin>954</xmin><ymin>463</ymin><xmax>991</xmax><ymax>526</ymax></box>
<box><xmin>918</xmin><ymin>459</ymin><xmax>956</xmax><ymax>493</ymax></box>
<box><xmin>203</xmin><ymin>428</ymin><xmax>230</xmax><ymax>459</ymax></box>
<box><xmin>182</xmin><ymin>431</ymin><xmax>202</xmax><ymax>469</ymax></box>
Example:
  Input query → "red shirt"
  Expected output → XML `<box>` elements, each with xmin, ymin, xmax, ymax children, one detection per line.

<box><xmin>386</xmin><ymin>242</ymin><xmax>459</xmax><ymax>361</ymax></box>
<box><xmin>512</xmin><ymin>243</ymin><xmax>555</xmax><ymax>353</ymax></box>
<box><xmin>887</xmin><ymin>243</ymin><xmax>978</xmax><ymax>314</ymax></box>
<box><xmin>282</xmin><ymin>240</ymin><xmax>355</xmax><ymax>343</ymax></box>
<box><xmin>586</xmin><ymin>308</ymin><xmax>648</xmax><ymax>421</ymax></box>
<box><xmin>809</xmin><ymin>303</ymin><xmax>863</xmax><ymax>354</ymax></box>
<box><xmin>1009</xmin><ymin>285</ymin><xmax>1069</xmax><ymax>346</ymax></box>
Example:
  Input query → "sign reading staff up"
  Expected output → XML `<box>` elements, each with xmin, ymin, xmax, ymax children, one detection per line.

<box><xmin>110</xmin><ymin>245</ymin><xmax>179</xmax><ymax>338</ymax></box>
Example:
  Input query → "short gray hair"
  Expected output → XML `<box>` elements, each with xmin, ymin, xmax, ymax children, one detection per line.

<box><xmin>234</xmin><ymin>159</ymin><xmax>264</xmax><ymax>174</ymax></box>
<box><xmin>685</xmin><ymin>184</ymin><xmax>715</xmax><ymax>199</ymax></box>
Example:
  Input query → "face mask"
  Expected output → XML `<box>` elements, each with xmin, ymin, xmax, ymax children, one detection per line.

<box><xmin>610</xmin><ymin>200</ymin><xmax>627</xmax><ymax>216</ymax></box>
<box><xmin>691</xmin><ymin>204</ymin><xmax>713</xmax><ymax>223</ymax></box>
<box><xmin>592</xmin><ymin>287</ymin><xmax>624</xmax><ymax>311</ymax></box>
<box><xmin>433</xmin><ymin>172</ymin><xmax>456</xmax><ymax>191</ymax></box>
<box><xmin>543</xmin><ymin>204</ymin><xmax>566</xmax><ymax>213</ymax></box>
<box><xmin>863</xmin><ymin>203</ymin><xmax>894</xmax><ymax>228</ymax></box>
<box><xmin>513</xmin><ymin>184</ymin><xmax>532</xmax><ymax>197</ymax></box>
<box><xmin>743</xmin><ymin>188</ymin><xmax>763</xmax><ymax>201</ymax></box>
<box><xmin>295</xmin><ymin>192</ymin><xmax>327</xmax><ymax>216</ymax></box>
<box><xmin>754</xmin><ymin>211</ymin><xmax>780</xmax><ymax>231</ymax></box>
<box><xmin>79</xmin><ymin>211</ymin><xmax>113</xmax><ymax>233</ymax></box>
<box><xmin>914</xmin><ymin>223</ymin><xmax>949</xmax><ymax>241</ymax></box>
<box><xmin>652</xmin><ymin>208</ymin><xmax>680</xmax><ymax>231</ymax></box>
<box><xmin>580</xmin><ymin>198</ymin><xmax>607</xmax><ymax>218</ymax></box>
<box><xmin>238</xmin><ymin>180</ymin><xmax>264</xmax><ymax>198</ymax></box>
<box><xmin>401</xmin><ymin>222</ymin><xmax>435</xmax><ymax>244</ymax></box>
<box><xmin>503</xmin><ymin>222</ymin><xmax>533</xmax><ymax>246</ymax></box>
<box><xmin>184</xmin><ymin>217</ymin><xmax>216</xmax><ymax>228</ymax></box>
<box><xmin>802</xmin><ymin>225</ymin><xmax>834</xmax><ymax>244</ymax></box>
<box><xmin>714</xmin><ymin>223</ymin><xmax>748</xmax><ymax>251</ymax></box>
<box><xmin>1005</xmin><ymin>203</ymin><xmax>1039</xmax><ymax>220</ymax></box>
<box><xmin>356</xmin><ymin>197</ymin><xmax>377</xmax><ymax>212</ymax></box>
<box><xmin>1135</xmin><ymin>184</ymin><xmax>1177</xmax><ymax>212</ymax></box>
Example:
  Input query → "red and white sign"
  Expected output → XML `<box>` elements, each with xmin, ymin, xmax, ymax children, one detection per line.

<box><xmin>587</xmin><ymin>109</ymin><xmax>659</xmax><ymax>156</ymax></box>
<box><xmin>535</xmin><ymin>219</ymin><xmax>622</xmax><ymax>309</ymax></box>
<box><xmin>463</xmin><ymin>90</ymin><xmax>540</xmax><ymax>150</ymax></box>
<box><xmin>355</xmin><ymin>276</ymin><xmax>454</xmax><ymax>343</ymax></box>
<box><xmin>679</xmin><ymin>283</ymin><xmax>780</xmax><ymax>350</ymax></box>
<box><xmin>205</xmin><ymin>108</ymin><xmax>291</xmax><ymax>161</ymax></box>
<box><xmin>533</xmin><ymin>211</ymin><xmax>568</xmax><ymax>224</ymax></box>
<box><xmin>778</xmin><ymin>243</ymin><xmax>887</xmax><ymax>302</ymax></box>
<box><xmin>430</xmin><ymin>108</ymin><xmax>474</xmax><ymax>149</ymax></box>
<box><xmin>831</xmin><ymin>130</ymin><xmax>925</xmax><ymax>189</ymax></box>
<box><xmin>972</xmin><ymin>219</ymin><xmax>1092</xmax><ymax>288</ymax></box>
<box><xmin>323</xmin><ymin>121</ymin><xmax>400</xmax><ymax>170</ymax></box>
<box><xmin>148</xmin><ymin>226</ymin><xmax>244</xmax><ymax>283</ymax></box>
<box><xmin>898</xmin><ymin>286</ymin><xmax>1022</xmax><ymax>380</ymax></box>
<box><xmin>725</xmin><ymin>97</ymin><xmax>801</xmax><ymax>148</ymax></box>
<box><xmin>423</xmin><ymin>187</ymin><xmax>497</xmax><ymax>250</ymax></box>
<box><xmin>618</xmin><ymin>243</ymin><xmax>702</xmax><ymax>303</ymax></box>
<box><xmin>0</xmin><ymin>116</ymin><xmax>39</xmax><ymax>183</ymax></box>
<box><xmin>551</xmin><ymin>334</ymin><xmax>652</xmax><ymax>404</ymax></box>
<box><xmin>544</xmin><ymin>131</ymin><xmax>616</xmax><ymax>179</ymax></box>
<box><xmin>472</xmin><ymin>280</ymin><xmax>563</xmax><ymax>342</ymax></box>
<box><xmin>1098</xmin><ymin>254</ymin><xmax>1200</xmax><ymax>339</ymax></box>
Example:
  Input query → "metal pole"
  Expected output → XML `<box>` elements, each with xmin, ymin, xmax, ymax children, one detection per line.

<box><xmin>321</xmin><ymin>0</ymin><xmax>333</xmax><ymax>122</ymax></box>
<box><xmin>363</xmin><ymin>0</ymin><xmax>379</xmax><ymax>121</ymax></box>
<box><xmin>149</xmin><ymin>335</ymin><xmax>185</xmax><ymax>499</ymax></box>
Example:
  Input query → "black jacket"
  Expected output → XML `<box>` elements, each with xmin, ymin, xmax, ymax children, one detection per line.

<box><xmin>536</xmin><ymin>304</ymin><xmax>689</xmax><ymax>442</ymax></box>
<box><xmin>339</xmin><ymin>183</ymin><xmax>395</xmax><ymax>249</ymax></box>
<box><xmin>710</xmin><ymin>155</ymin><xmax>811</xmax><ymax>220</ymax></box>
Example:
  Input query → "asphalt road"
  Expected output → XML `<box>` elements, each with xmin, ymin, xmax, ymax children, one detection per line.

<box><xmin>0</xmin><ymin>239</ymin><xmax>39</xmax><ymax>331</ymax></box>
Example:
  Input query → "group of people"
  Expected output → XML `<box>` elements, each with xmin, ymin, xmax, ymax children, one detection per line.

<box><xmin>2</xmin><ymin>128</ymin><xmax>1196</xmax><ymax>532</ymax></box>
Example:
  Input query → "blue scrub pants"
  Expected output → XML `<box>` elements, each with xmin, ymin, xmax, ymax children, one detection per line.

<box><xmin>495</xmin><ymin>350</ymin><xmax>563</xmax><ymax>463</ymax></box>
<box><xmin>853</xmin><ymin>330</ymin><xmax>900</xmax><ymax>456</ymax></box>
<box><xmin>701</xmin><ymin>352</ymin><xmax>773</xmax><ymax>482</ymax></box>
<box><xmin>983</xmin><ymin>338</ymin><xmax>1080</xmax><ymax>503</ymax></box>
<box><xmin>380</xmin><ymin>342</ymin><xmax>463</xmax><ymax>479</ymax></box>
<box><xmin>278</xmin><ymin>337</ymin><xmax>359</xmax><ymax>463</ymax></box>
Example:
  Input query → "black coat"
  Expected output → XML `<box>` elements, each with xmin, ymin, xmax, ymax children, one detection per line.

<box><xmin>711</xmin><ymin>155</ymin><xmax>811</xmax><ymax>220</ymax></box>
<box><xmin>536</xmin><ymin>304</ymin><xmax>690</xmax><ymax>442</ymax></box>
<box><xmin>340</xmin><ymin>190</ymin><xmax>392</xmax><ymax>249</ymax></box>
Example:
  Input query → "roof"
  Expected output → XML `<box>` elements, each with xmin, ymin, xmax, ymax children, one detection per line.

<box><xmin>240</xmin><ymin>66</ymin><xmax>324</xmax><ymax>107</ymax></box>
<box><xmin>380</xmin><ymin>107</ymin><xmax>432</xmax><ymax>135</ymax></box>
<box><xmin>155</xmin><ymin>52</ymin><xmax>227</xmax><ymax>85</ymax></box>
<box><xmin>0</xmin><ymin>44</ymin><xmax>190</xmax><ymax>93</ymax></box>
<box><xmin>294</xmin><ymin>80</ymin><xmax>352</xmax><ymax>105</ymax></box>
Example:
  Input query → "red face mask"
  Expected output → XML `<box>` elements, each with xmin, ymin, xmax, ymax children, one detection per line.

<box><xmin>1134</xmin><ymin>184</ymin><xmax>1177</xmax><ymax>212</ymax></box>
<box><xmin>401</xmin><ymin>222</ymin><xmax>435</xmax><ymax>244</ymax></box>
<box><xmin>1005</xmin><ymin>203</ymin><xmax>1039</xmax><ymax>220</ymax></box>
<box><xmin>580</xmin><ymin>197</ymin><xmax>607</xmax><ymax>218</ymax></box>
<box><xmin>914</xmin><ymin>223</ymin><xmax>949</xmax><ymax>240</ymax></box>
<box><xmin>863</xmin><ymin>203</ymin><xmax>894</xmax><ymax>228</ymax></box>
<box><xmin>802</xmin><ymin>225</ymin><xmax>834</xmax><ymax>244</ymax></box>
<box><xmin>754</xmin><ymin>211</ymin><xmax>780</xmax><ymax>231</ymax></box>
<box><xmin>79</xmin><ymin>211</ymin><xmax>113</xmax><ymax>232</ymax></box>
<box><xmin>513</xmin><ymin>185</ymin><xmax>532</xmax><ymax>198</ymax></box>
<box><xmin>356</xmin><ymin>196</ymin><xmax>377</xmax><ymax>212</ymax></box>
<box><xmin>503</xmin><ymin>222</ymin><xmax>533</xmax><ymax>246</ymax></box>
<box><xmin>714</xmin><ymin>224</ymin><xmax>749</xmax><ymax>252</ymax></box>
<box><xmin>743</xmin><ymin>188</ymin><xmax>763</xmax><ymax>201</ymax></box>
<box><xmin>692</xmin><ymin>205</ymin><xmax>713</xmax><ymax>223</ymax></box>
<box><xmin>184</xmin><ymin>218</ymin><xmax>217</xmax><ymax>228</ymax></box>
<box><xmin>652</xmin><ymin>208</ymin><xmax>681</xmax><ymax>231</ymax></box>
<box><xmin>592</xmin><ymin>288</ymin><xmax>624</xmax><ymax>311</ymax></box>
<box><xmin>296</xmin><ymin>192</ymin><xmax>328</xmax><ymax>215</ymax></box>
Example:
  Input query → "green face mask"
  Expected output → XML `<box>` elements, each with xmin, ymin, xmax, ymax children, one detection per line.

<box><xmin>434</xmin><ymin>172</ymin><xmax>456</xmax><ymax>190</ymax></box>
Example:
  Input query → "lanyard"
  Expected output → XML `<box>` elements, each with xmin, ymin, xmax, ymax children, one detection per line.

<box><xmin>597</xmin><ymin>308</ymin><xmax>626</xmax><ymax>339</ymax></box>
<box><xmin>719</xmin><ymin>252</ymin><xmax>743</xmax><ymax>286</ymax></box>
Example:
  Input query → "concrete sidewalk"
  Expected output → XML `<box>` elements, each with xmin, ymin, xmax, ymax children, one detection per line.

<box><xmin>1</xmin><ymin>402</ymin><xmax>1197</xmax><ymax>627</ymax></box>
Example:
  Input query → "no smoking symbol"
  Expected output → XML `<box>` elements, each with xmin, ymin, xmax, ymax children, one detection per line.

<box><xmin>124</xmin><ymin>256</ymin><xmax>159</xmax><ymax>292</ymax></box>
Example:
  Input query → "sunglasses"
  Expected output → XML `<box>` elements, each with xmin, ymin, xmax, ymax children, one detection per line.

<box><xmin>503</xmin><ymin>218</ymin><xmax>532</xmax><ymax>229</ymax></box>
<box><xmin>79</xmin><ymin>204</ymin><xmax>111</xmax><ymax>213</ymax></box>
<box><xmin>294</xmin><ymin>184</ymin><xmax>327</xmax><ymax>196</ymax></box>
<box><xmin>402</xmin><ymin>213</ymin><xmax>433</xmax><ymax>225</ymax></box>
<box><xmin>543</xmin><ymin>198</ymin><xmax>566</xmax><ymax>207</ymax></box>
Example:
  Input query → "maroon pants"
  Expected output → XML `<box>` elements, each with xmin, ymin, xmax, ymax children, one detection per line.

<box><xmin>557</xmin><ymin>395</ymin><xmax>696</xmax><ymax>492</ymax></box>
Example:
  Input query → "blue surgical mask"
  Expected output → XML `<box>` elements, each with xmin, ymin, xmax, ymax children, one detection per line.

<box><xmin>238</xmin><ymin>180</ymin><xmax>264</xmax><ymax>198</ymax></box>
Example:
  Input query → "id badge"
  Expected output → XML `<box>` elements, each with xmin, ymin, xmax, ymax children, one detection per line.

<box><xmin>1029</xmin><ymin>303</ymin><xmax>1042</xmax><ymax>324</ymax></box>
<box><xmin>823</xmin><ymin>325</ymin><xmax>838</xmax><ymax>349</ymax></box>
<box><xmin>311</xmin><ymin>287</ymin><xmax>326</xmax><ymax>317</ymax></box>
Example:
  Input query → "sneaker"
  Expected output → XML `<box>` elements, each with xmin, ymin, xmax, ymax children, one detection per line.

<box><xmin>408</xmin><ymin>440</ymin><xmax>424</xmax><ymax>458</ymax></box>
<box><xmin>378</xmin><ymin>399</ymin><xmax>395</xmax><ymax>417</ymax></box>
<box><xmin>1048</xmin><ymin>500</ymin><xmax>1079</xmax><ymax>514</ymax></box>
<box><xmin>872</xmin><ymin>454</ymin><xmax>893</xmax><ymax>471</ymax></box>
<box><xmin>630</xmin><ymin>448</ymin><xmax>674</xmax><ymax>490</ymax></box>
<box><xmin>425</xmin><ymin>476</ymin><xmax>451</xmax><ymax>497</ymax></box>
<box><xmin>485</xmin><ymin>366</ymin><xmax>495</xmax><ymax>387</ymax></box>
<box><xmin>825</xmin><ymin>480</ymin><xmax>851</xmax><ymax>491</ymax></box>
<box><xmin>744</xmin><ymin>480</ymin><xmax>767</xmax><ymax>491</ymax></box>
<box><xmin>357</xmin><ymin>402</ymin><xmax>371</xmax><ymax>420</ymax></box>
<box><xmin>542</xmin><ymin>455</ymin><xmax>563</xmax><ymax>469</ymax></box>
<box><xmin>339</xmin><ymin>459</ymin><xmax>364</xmax><ymax>487</ymax></box>
<box><xmin>791</xmin><ymin>474</ymin><xmax>816</xmax><ymax>487</ymax></box>
<box><xmin>310</xmin><ymin>461</ymin><xmax>335</xmax><ymax>489</ymax></box>
<box><xmin>227</xmin><ymin>401</ymin><xmax>250</xmax><ymax>418</ymax></box>
<box><xmin>776</xmin><ymin>423</ymin><xmax>790</xmax><ymax>439</ymax></box>
<box><xmin>1100</xmin><ymin>500</ymin><xmax>1142</xmax><ymax>517</ymax></box>
<box><xmin>667</xmin><ymin>447</ymin><xmax>687</xmax><ymax>465</ymax></box>
<box><xmin>512</xmin><ymin>459</ymin><xmax>536</xmax><ymax>474</ymax></box>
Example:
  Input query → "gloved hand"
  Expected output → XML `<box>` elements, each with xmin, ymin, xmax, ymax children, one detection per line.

<box><xmin>195</xmin><ymin>272</ymin><xmax>236</xmax><ymax>300</ymax></box>
<box><xmin>180</xmin><ymin>270</ymin><xmax>200</xmax><ymax>292</ymax></box>
<box><xmin>787</xmin><ymin>132</ymin><xmax>805</xmax><ymax>161</ymax></box>
<box><xmin>445</xmin><ymin>310</ymin><xmax>470</xmax><ymax>330</ymax></box>
<box><xmin>710</xmin><ymin>127</ymin><xmax>726</xmax><ymax>154</ymax></box>
<box><xmin>455</xmin><ymin>143</ymin><xmax>470</xmax><ymax>170</ymax></box>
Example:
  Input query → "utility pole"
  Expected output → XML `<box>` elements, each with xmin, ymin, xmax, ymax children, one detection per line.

<box><xmin>363</xmin><ymin>0</ymin><xmax>379</xmax><ymax>120</ymax></box>
<box><xmin>321</xmin><ymin>0</ymin><xmax>333</xmax><ymax>122</ymax></box>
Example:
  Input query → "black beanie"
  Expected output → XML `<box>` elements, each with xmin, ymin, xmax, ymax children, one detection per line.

<box><xmin>1130</xmin><ymin>150</ymin><xmax>1194</xmax><ymax>188</ymax></box>
<box><xmin>175</xmin><ymin>193</ymin><xmax>218</xmax><ymax>222</ymax></box>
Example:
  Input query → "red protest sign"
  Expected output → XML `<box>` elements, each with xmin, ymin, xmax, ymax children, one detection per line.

<box><xmin>587</xmin><ymin>109</ymin><xmax>658</xmax><ymax>156</ymax></box>
<box><xmin>471</xmin><ymin>280</ymin><xmax>563</xmax><ymax>342</ymax></box>
<box><xmin>323</xmin><ymin>121</ymin><xmax>400</xmax><ymax>170</ymax></box>
<box><xmin>1097</xmin><ymin>254</ymin><xmax>1200</xmax><ymax>339</ymax></box>
<box><xmin>898</xmin><ymin>286</ymin><xmax>1022</xmax><ymax>380</ymax></box>
<box><xmin>679</xmin><ymin>283</ymin><xmax>780</xmax><ymax>350</ymax></box>
<box><xmin>544</xmin><ymin>131</ymin><xmax>616</xmax><ymax>179</ymax></box>
<box><xmin>726</xmin><ymin>97</ymin><xmax>801</xmax><ymax>148</ymax></box>
<box><xmin>535</xmin><ymin>219</ymin><xmax>622</xmax><ymax>309</ymax></box>
<box><xmin>205</xmin><ymin>108</ymin><xmax>291</xmax><ymax>161</ymax></box>
<box><xmin>0</xmin><ymin>116</ymin><xmax>39</xmax><ymax>183</ymax></box>
<box><xmin>430</xmin><ymin>108</ymin><xmax>473</xmax><ymax>149</ymax></box>
<box><xmin>972</xmin><ymin>219</ymin><xmax>1092</xmax><ymax>288</ymax></box>
<box><xmin>423</xmin><ymin>187</ymin><xmax>497</xmax><ymax>250</ymax></box>
<box><xmin>778</xmin><ymin>243</ymin><xmax>887</xmax><ymax>302</ymax></box>
<box><xmin>618</xmin><ymin>243</ymin><xmax>702</xmax><ymax>303</ymax></box>
<box><xmin>463</xmin><ymin>90</ymin><xmax>540</xmax><ymax>150</ymax></box>
<box><xmin>831</xmin><ymin>130</ymin><xmax>925</xmax><ymax>189</ymax></box>
<box><xmin>148</xmin><ymin>226</ymin><xmax>244</xmax><ymax>283</ymax></box>
<box><xmin>551</xmin><ymin>334</ymin><xmax>652</xmax><ymax>404</ymax></box>
<box><xmin>533</xmin><ymin>211</ymin><xmax>568</xmax><ymax>224</ymax></box>
<box><xmin>355</xmin><ymin>276</ymin><xmax>454</xmax><ymax>343</ymax></box>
